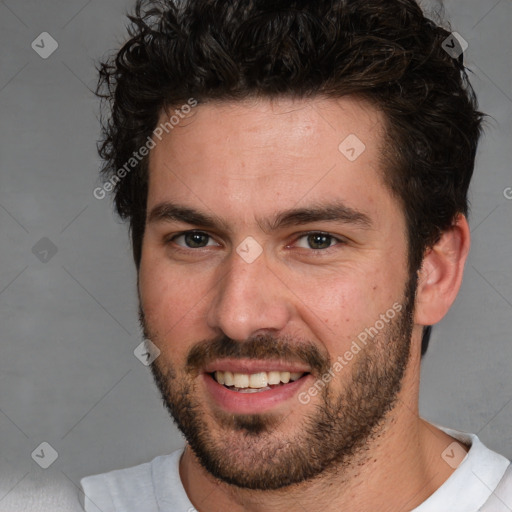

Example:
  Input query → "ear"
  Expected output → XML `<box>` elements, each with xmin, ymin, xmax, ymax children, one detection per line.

<box><xmin>414</xmin><ymin>214</ymin><xmax>471</xmax><ymax>326</ymax></box>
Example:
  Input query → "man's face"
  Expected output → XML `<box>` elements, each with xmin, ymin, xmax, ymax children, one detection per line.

<box><xmin>138</xmin><ymin>97</ymin><xmax>417</xmax><ymax>489</ymax></box>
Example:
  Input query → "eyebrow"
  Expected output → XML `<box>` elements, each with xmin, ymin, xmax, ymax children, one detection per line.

<box><xmin>147</xmin><ymin>200</ymin><xmax>373</xmax><ymax>233</ymax></box>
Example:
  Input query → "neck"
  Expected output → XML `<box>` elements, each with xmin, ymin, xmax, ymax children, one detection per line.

<box><xmin>179</xmin><ymin>351</ymin><xmax>463</xmax><ymax>511</ymax></box>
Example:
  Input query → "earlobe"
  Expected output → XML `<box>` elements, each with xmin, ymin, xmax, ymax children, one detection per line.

<box><xmin>414</xmin><ymin>214</ymin><xmax>471</xmax><ymax>326</ymax></box>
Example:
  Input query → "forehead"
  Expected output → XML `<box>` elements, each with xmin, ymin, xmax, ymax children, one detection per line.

<box><xmin>150</xmin><ymin>95</ymin><xmax>383</xmax><ymax>167</ymax></box>
<box><xmin>146</xmin><ymin>96</ymin><xmax>399</xmax><ymax>230</ymax></box>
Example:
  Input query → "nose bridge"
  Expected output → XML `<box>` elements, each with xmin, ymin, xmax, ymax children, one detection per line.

<box><xmin>206</xmin><ymin>249</ymin><xmax>291</xmax><ymax>341</ymax></box>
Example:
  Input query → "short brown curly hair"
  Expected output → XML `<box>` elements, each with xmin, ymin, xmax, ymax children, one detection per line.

<box><xmin>97</xmin><ymin>0</ymin><xmax>484</xmax><ymax>353</ymax></box>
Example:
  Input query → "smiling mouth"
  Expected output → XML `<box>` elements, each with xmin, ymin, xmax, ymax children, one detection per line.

<box><xmin>210</xmin><ymin>370</ymin><xmax>308</xmax><ymax>393</ymax></box>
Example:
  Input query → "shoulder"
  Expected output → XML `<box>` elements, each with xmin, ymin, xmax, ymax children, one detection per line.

<box><xmin>0</xmin><ymin>468</ymin><xmax>84</xmax><ymax>512</ymax></box>
<box><xmin>80</xmin><ymin>449</ymin><xmax>185</xmax><ymax>512</ymax></box>
<box><xmin>479</xmin><ymin>462</ymin><xmax>512</xmax><ymax>511</ymax></box>
<box><xmin>415</xmin><ymin>423</ymin><xmax>512</xmax><ymax>511</ymax></box>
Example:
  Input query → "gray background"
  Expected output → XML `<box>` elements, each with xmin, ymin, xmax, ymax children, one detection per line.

<box><xmin>0</xmin><ymin>0</ymin><xmax>511</xmax><ymax>505</ymax></box>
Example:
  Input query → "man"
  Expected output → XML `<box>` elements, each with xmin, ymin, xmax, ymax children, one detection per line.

<box><xmin>81</xmin><ymin>0</ymin><xmax>512</xmax><ymax>510</ymax></box>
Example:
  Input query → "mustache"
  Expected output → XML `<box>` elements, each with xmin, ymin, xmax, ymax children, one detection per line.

<box><xmin>139</xmin><ymin>304</ymin><xmax>330</xmax><ymax>375</ymax></box>
<box><xmin>185</xmin><ymin>334</ymin><xmax>330</xmax><ymax>375</ymax></box>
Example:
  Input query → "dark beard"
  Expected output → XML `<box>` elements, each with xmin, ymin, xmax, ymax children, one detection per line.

<box><xmin>142</xmin><ymin>273</ymin><xmax>417</xmax><ymax>490</ymax></box>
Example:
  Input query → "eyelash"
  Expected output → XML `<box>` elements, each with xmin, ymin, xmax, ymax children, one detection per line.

<box><xmin>166</xmin><ymin>230</ymin><xmax>346</xmax><ymax>255</ymax></box>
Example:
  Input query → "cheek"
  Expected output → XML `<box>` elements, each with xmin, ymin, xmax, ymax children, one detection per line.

<box><xmin>138</xmin><ymin>255</ymin><xmax>206</xmax><ymax>338</ymax></box>
<box><xmin>139</xmin><ymin>268</ymin><xmax>202</xmax><ymax>364</ymax></box>
<box><xmin>289</xmin><ymin>267</ymin><xmax>403</xmax><ymax>352</ymax></box>
<box><xmin>290</xmin><ymin>267</ymin><xmax>373</xmax><ymax>318</ymax></box>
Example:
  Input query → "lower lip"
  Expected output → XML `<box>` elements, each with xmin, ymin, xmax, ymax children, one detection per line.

<box><xmin>203</xmin><ymin>373</ymin><xmax>311</xmax><ymax>414</ymax></box>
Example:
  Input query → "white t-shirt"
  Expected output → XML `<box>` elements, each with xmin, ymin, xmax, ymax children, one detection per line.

<box><xmin>80</xmin><ymin>425</ymin><xmax>512</xmax><ymax>512</ymax></box>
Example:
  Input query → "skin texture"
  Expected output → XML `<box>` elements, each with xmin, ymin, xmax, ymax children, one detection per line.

<box><xmin>138</xmin><ymin>96</ymin><xmax>471</xmax><ymax>511</ymax></box>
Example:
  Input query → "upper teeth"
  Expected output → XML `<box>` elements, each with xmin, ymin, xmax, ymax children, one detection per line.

<box><xmin>214</xmin><ymin>371</ymin><xmax>304</xmax><ymax>389</ymax></box>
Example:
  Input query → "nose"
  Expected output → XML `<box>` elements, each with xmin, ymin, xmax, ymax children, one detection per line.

<box><xmin>206</xmin><ymin>248</ymin><xmax>293</xmax><ymax>342</ymax></box>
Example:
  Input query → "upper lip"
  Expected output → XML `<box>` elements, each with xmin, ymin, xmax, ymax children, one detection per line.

<box><xmin>202</xmin><ymin>359</ymin><xmax>311</xmax><ymax>375</ymax></box>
